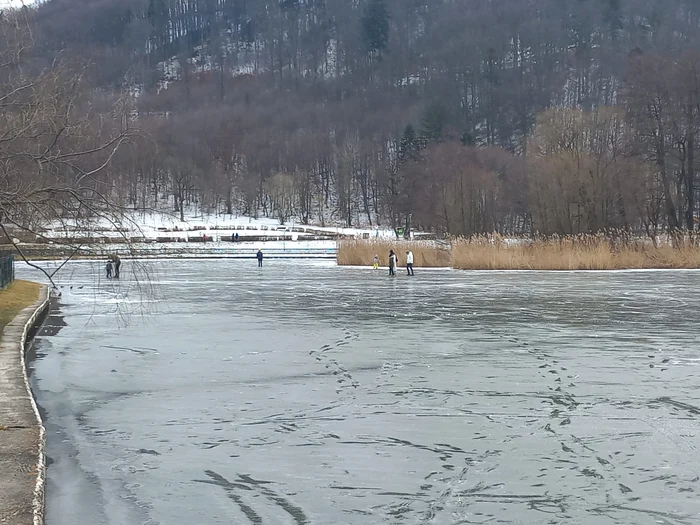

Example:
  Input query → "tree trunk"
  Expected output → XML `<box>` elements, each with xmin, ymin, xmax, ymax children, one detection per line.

<box><xmin>657</xmin><ymin>139</ymin><xmax>680</xmax><ymax>231</ymax></box>
<box><xmin>686</xmin><ymin>106</ymin><xmax>695</xmax><ymax>230</ymax></box>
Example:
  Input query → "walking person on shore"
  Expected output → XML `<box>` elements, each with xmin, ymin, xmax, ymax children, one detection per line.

<box><xmin>257</xmin><ymin>249</ymin><xmax>263</xmax><ymax>267</ymax></box>
<box><xmin>388</xmin><ymin>250</ymin><xmax>398</xmax><ymax>276</ymax></box>
<box><xmin>406</xmin><ymin>250</ymin><xmax>415</xmax><ymax>276</ymax></box>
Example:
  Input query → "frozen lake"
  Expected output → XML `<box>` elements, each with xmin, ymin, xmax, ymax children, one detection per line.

<box><xmin>20</xmin><ymin>260</ymin><xmax>700</xmax><ymax>524</ymax></box>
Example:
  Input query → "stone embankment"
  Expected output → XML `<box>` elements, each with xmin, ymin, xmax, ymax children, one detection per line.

<box><xmin>0</xmin><ymin>285</ymin><xmax>49</xmax><ymax>525</ymax></box>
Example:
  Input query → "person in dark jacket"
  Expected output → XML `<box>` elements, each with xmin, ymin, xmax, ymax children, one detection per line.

<box><xmin>257</xmin><ymin>249</ymin><xmax>263</xmax><ymax>267</ymax></box>
<box><xmin>388</xmin><ymin>250</ymin><xmax>397</xmax><ymax>276</ymax></box>
<box><xmin>106</xmin><ymin>261</ymin><xmax>113</xmax><ymax>279</ymax></box>
<box><xmin>110</xmin><ymin>255</ymin><xmax>121</xmax><ymax>279</ymax></box>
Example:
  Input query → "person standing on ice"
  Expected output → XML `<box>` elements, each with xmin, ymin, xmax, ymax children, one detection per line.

<box><xmin>257</xmin><ymin>249</ymin><xmax>264</xmax><ymax>267</ymax></box>
<box><xmin>388</xmin><ymin>250</ymin><xmax>398</xmax><ymax>276</ymax></box>
<box><xmin>406</xmin><ymin>250</ymin><xmax>415</xmax><ymax>276</ymax></box>
<box><xmin>110</xmin><ymin>254</ymin><xmax>121</xmax><ymax>279</ymax></box>
<box><xmin>106</xmin><ymin>261</ymin><xmax>113</xmax><ymax>279</ymax></box>
<box><xmin>373</xmin><ymin>255</ymin><xmax>379</xmax><ymax>270</ymax></box>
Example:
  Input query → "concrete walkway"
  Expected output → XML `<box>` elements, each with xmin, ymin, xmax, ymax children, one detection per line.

<box><xmin>0</xmin><ymin>285</ymin><xmax>49</xmax><ymax>525</ymax></box>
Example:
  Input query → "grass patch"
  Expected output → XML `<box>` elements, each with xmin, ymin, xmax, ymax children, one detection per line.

<box><xmin>0</xmin><ymin>280</ymin><xmax>41</xmax><ymax>337</ymax></box>
<box><xmin>337</xmin><ymin>239</ymin><xmax>451</xmax><ymax>267</ymax></box>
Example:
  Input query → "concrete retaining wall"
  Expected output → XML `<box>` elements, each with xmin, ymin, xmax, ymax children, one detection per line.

<box><xmin>0</xmin><ymin>285</ymin><xmax>49</xmax><ymax>525</ymax></box>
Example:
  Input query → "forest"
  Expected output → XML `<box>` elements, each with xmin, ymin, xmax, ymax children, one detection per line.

<box><xmin>3</xmin><ymin>0</ymin><xmax>700</xmax><ymax>239</ymax></box>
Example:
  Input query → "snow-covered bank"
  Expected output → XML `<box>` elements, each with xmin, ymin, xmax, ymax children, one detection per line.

<box><xmin>41</xmin><ymin>210</ymin><xmax>402</xmax><ymax>243</ymax></box>
<box><xmin>19</xmin><ymin>240</ymin><xmax>338</xmax><ymax>260</ymax></box>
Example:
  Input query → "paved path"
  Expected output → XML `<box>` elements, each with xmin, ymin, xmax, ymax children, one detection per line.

<box><xmin>0</xmin><ymin>285</ymin><xmax>49</xmax><ymax>525</ymax></box>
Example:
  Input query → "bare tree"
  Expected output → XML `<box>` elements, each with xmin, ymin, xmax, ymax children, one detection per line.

<box><xmin>0</xmin><ymin>11</ymin><xmax>139</xmax><ymax>288</ymax></box>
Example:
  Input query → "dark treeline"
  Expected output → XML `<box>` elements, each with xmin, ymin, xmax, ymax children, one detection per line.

<box><xmin>23</xmin><ymin>0</ymin><xmax>700</xmax><ymax>236</ymax></box>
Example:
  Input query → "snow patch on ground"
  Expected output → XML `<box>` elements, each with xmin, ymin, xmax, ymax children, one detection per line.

<box><xmin>42</xmin><ymin>209</ymin><xmax>400</xmax><ymax>242</ymax></box>
<box><xmin>94</xmin><ymin>240</ymin><xmax>338</xmax><ymax>258</ymax></box>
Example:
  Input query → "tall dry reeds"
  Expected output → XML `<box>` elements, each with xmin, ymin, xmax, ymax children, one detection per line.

<box><xmin>451</xmin><ymin>234</ymin><xmax>700</xmax><ymax>270</ymax></box>
<box><xmin>337</xmin><ymin>239</ymin><xmax>451</xmax><ymax>267</ymax></box>
<box><xmin>338</xmin><ymin>235</ymin><xmax>700</xmax><ymax>270</ymax></box>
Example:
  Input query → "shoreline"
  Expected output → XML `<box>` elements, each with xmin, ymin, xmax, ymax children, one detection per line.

<box><xmin>6</xmin><ymin>240</ymin><xmax>339</xmax><ymax>262</ymax></box>
<box><xmin>23</xmin><ymin>254</ymin><xmax>338</xmax><ymax>261</ymax></box>
<box><xmin>15</xmin><ymin>236</ymin><xmax>700</xmax><ymax>270</ymax></box>
<box><xmin>0</xmin><ymin>284</ymin><xmax>50</xmax><ymax>525</ymax></box>
<box><xmin>17</xmin><ymin>256</ymin><xmax>700</xmax><ymax>272</ymax></box>
<box><xmin>342</xmin><ymin>265</ymin><xmax>700</xmax><ymax>272</ymax></box>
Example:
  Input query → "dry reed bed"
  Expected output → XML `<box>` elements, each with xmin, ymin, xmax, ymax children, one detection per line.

<box><xmin>451</xmin><ymin>237</ymin><xmax>700</xmax><ymax>270</ymax></box>
<box><xmin>339</xmin><ymin>237</ymin><xmax>700</xmax><ymax>270</ymax></box>
<box><xmin>337</xmin><ymin>240</ymin><xmax>451</xmax><ymax>267</ymax></box>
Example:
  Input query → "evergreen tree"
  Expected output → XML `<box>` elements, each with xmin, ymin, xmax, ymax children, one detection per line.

<box><xmin>280</xmin><ymin>0</ymin><xmax>300</xmax><ymax>11</ymax></box>
<box><xmin>420</xmin><ymin>102</ymin><xmax>448</xmax><ymax>144</ymax></box>
<box><xmin>461</xmin><ymin>130</ymin><xmax>476</xmax><ymax>146</ymax></box>
<box><xmin>605</xmin><ymin>0</ymin><xmax>623</xmax><ymax>41</ymax></box>
<box><xmin>399</xmin><ymin>124</ymin><xmax>420</xmax><ymax>163</ymax></box>
<box><xmin>361</xmin><ymin>0</ymin><xmax>390</xmax><ymax>57</ymax></box>
<box><xmin>148</xmin><ymin>0</ymin><xmax>170</xmax><ymax>59</ymax></box>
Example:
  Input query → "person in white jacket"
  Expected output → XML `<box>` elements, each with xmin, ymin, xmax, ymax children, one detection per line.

<box><xmin>406</xmin><ymin>250</ymin><xmax>415</xmax><ymax>276</ymax></box>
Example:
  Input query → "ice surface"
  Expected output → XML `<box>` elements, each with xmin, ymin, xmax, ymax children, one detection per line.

<box><xmin>20</xmin><ymin>261</ymin><xmax>700</xmax><ymax>525</ymax></box>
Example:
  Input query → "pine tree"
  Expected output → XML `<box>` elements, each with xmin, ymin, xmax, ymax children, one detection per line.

<box><xmin>420</xmin><ymin>102</ymin><xmax>448</xmax><ymax>143</ymax></box>
<box><xmin>361</xmin><ymin>0</ymin><xmax>390</xmax><ymax>57</ymax></box>
<box><xmin>461</xmin><ymin>130</ymin><xmax>475</xmax><ymax>146</ymax></box>
<box><xmin>148</xmin><ymin>0</ymin><xmax>170</xmax><ymax>60</ymax></box>
<box><xmin>605</xmin><ymin>0</ymin><xmax>623</xmax><ymax>42</ymax></box>
<box><xmin>399</xmin><ymin>124</ymin><xmax>420</xmax><ymax>163</ymax></box>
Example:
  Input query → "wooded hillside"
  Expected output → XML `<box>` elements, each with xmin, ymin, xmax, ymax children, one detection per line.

<box><xmin>6</xmin><ymin>0</ymin><xmax>700</xmax><ymax>237</ymax></box>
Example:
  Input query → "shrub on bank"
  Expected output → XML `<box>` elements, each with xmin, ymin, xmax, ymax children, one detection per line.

<box><xmin>337</xmin><ymin>239</ymin><xmax>451</xmax><ymax>267</ymax></box>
